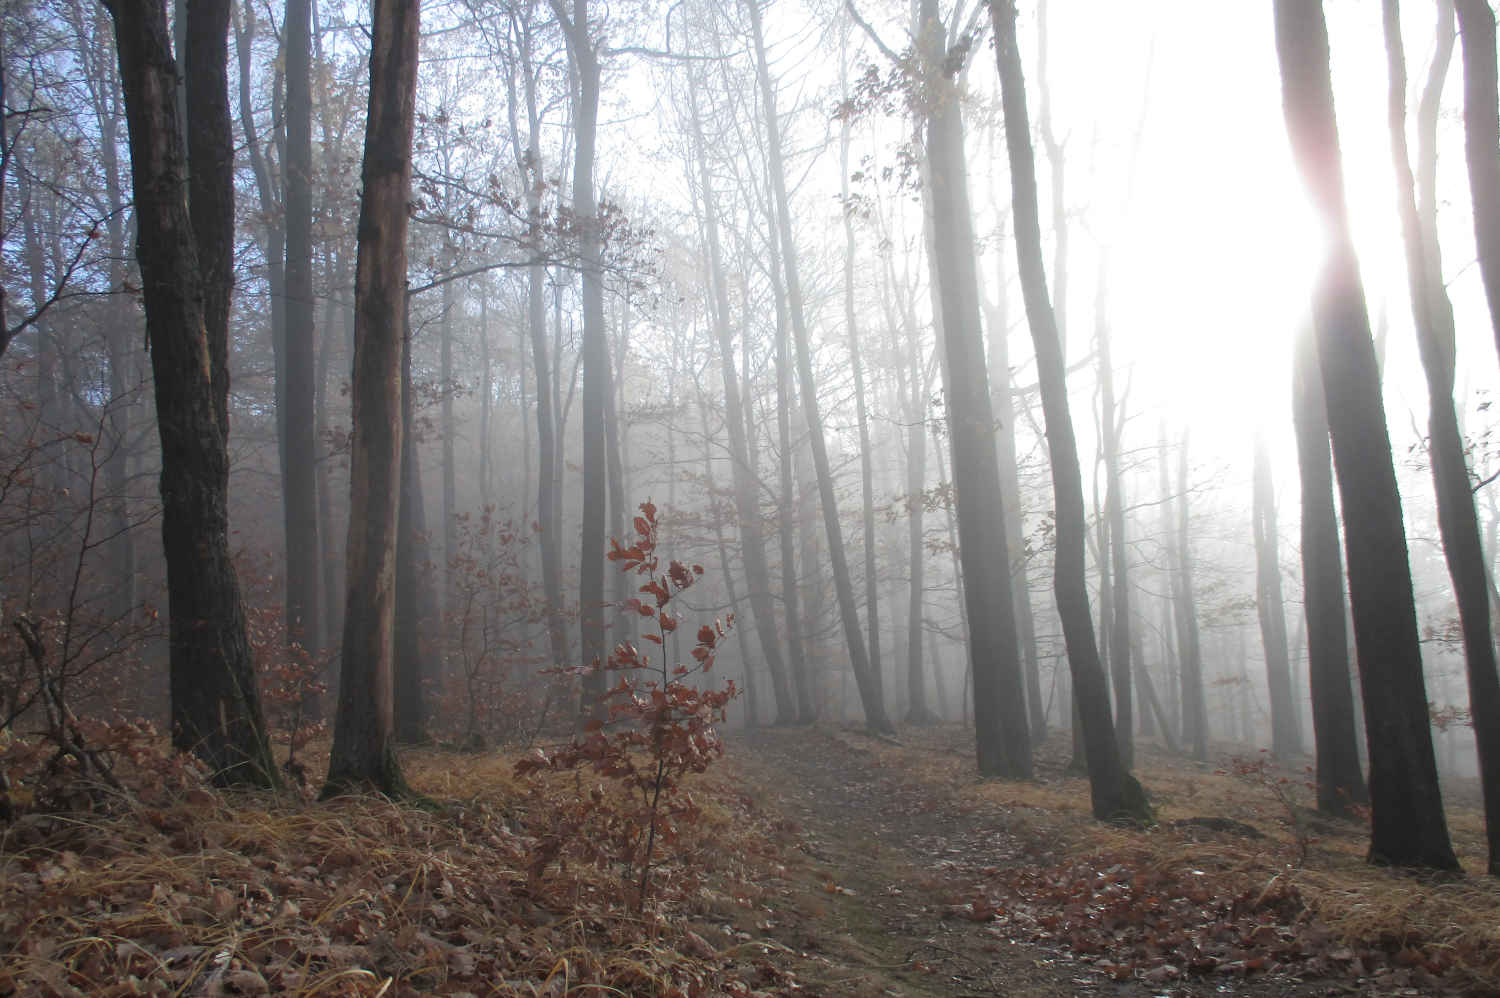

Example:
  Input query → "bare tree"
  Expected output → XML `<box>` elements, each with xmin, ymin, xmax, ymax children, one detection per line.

<box><xmin>548</xmin><ymin>0</ymin><xmax>610</xmax><ymax>720</ymax></box>
<box><xmin>1453</xmin><ymin>0</ymin><xmax>1500</xmax><ymax>368</ymax></box>
<box><xmin>746</xmin><ymin>0</ymin><xmax>892</xmax><ymax>732</ymax></box>
<box><xmin>1384</xmin><ymin>0</ymin><xmax>1500</xmax><ymax>874</ymax></box>
<box><xmin>102</xmin><ymin>0</ymin><xmax>278</xmax><ymax>786</ymax></box>
<box><xmin>281</xmin><ymin>0</ymin><xmax>322</xmax><ymax>653</ymax></box>
<box><xmin>1252</xmin><ymin>435</ymin><xmax>1301</xmax><ymax>758</ymax></box>
<box><xmin>1274</xmin><ymin>0</ymin><xmax>1456</xmax><ymax>869</ymax></box>
<box><xmin>686</xmin><ymin>74</ymin><xmax>797</xmax><ymax>722</ymax></box>
<box><xmin>912</xmin><ymin>0</ymin><xmax>1030</xmax><ymax>775</ymax></box>
<box><xmin>989</xmin><ymin>0</ymin><xmax>1145</xmax><ymax>820</ymax></box>
<box><xmin>324</xmin><ymin>0</ymin><xmax>421</xmax><ymax>797</ymax></box>
<box><xmin>1291</xmin><ymin>329</ymin><xmax>1366</xmax><ymax>814</ymax></box>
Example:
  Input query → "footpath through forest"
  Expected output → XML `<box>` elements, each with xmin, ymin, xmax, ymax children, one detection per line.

<box><xmin>724</xmin><ymin>725</ymin><xmax>1491</xmax><ymax>998</ymax></box>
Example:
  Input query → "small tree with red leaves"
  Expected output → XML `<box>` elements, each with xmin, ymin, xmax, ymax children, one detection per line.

<box><xmin>517</xmin><ymin>501</ymin><xmax>737</xmax><ymax>911</ymax></box>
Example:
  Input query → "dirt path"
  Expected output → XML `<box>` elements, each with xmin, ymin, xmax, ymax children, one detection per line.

<box><xmin>720</xmin><ymin>726</ymin><xmax>1352</xmax><ymax>998</ymax></box>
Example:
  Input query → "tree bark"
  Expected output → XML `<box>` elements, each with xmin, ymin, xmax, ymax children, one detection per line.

<box><xmin>104</xmin><ymin>0</ymin><xmax>277</xmax><ymax>787</ymax></box>
<box><xmin>989</xmin><ymin>0</ymin><xmax>1144</xmax><ymax>820</ymax></box>
<box><xmin>323</xmin><ymin>0</ymin><xmax>419</xmax><ymax>797</ymax></box>
<box><xmin>1274</xmin><ymin>0</ymin><xmax>1457</xmax><ymax>870</ymax></box>
<box><xmin>1385</xmin><ymin>0</ymin><xmax>1500</xmax><ymax>874</ymax></box>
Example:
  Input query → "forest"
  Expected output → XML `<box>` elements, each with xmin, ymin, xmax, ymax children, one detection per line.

<box><xmin>5</xmin><ymin>0</ymin><xmax>1500</xmax><ymax>994</ymax></box>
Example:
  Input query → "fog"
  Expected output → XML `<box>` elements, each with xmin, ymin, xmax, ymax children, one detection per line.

<box><xmin>4</xmin><ymin>0</ymin><xmax>1498</xmax><ymax>804</ymax></box>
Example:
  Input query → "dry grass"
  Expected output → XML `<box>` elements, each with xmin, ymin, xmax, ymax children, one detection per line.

<box><xmin>839</xmin><ymin>724</ymin><xmax>1500</xmax><ymax>992</ymax></box>
<box><xmin>0</xmin><ymin>740</ymin><xmax>788</xmax><ymax>997</ymax></box>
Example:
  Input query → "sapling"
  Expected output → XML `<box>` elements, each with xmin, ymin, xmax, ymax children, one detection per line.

<box><xmin>518</xmin><ymin>501</ymin><xmax>737</xmax><ymax>911</ymax></box>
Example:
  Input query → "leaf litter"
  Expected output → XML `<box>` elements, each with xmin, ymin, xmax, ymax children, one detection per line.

<box><xmin>5</xmin><ymin>724</ymin><xmax>1500</xmax><ymax>997</ymax></box>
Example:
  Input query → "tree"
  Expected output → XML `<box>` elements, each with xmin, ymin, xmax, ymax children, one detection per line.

<box><xmin>1165</xmin><ymin>429</ymin><xmax>1208</xmax><ymax>760</ymax></box>
<box><xmin>1252</xmin><ymin>435</ymin><xmax>1301</xmax><ymax>758</ymax></box>
<box><xmin>548</xmin><ymin>0</ymin><xmax>609</xmax><ymax>720</ymax></box>
<box><xmin>988</xmin><ymin>0</ymin><xmax>1145</xmax><ymax>821</ymax></box>
<box><xmin>1384</xmin><ymin>0</ymin><xmax>1500</xmax><ymax>874</ymax></box>
<box><xmin>324</xmin><ymin>0</ymin><xmax>421</xmax><ymax>797</ymax></box>
<box><xmin>686</xmin><ymin>66</ymin><xmax>798</xmax><ymax>723</ymax></box>
<box><xmin>282</xmin><ymin>0</ymin><xmax>322</xmax><ymax>653</ymax></box>
<box><xmin>1096</xmin><ymin>261</ymin><xmax>1133</xmax><ymax>767</ymax></box>
<box><xmin>1274</xmin><ymin>0</ymin><xmax>1457</xmax><ymax>869</ymax></box>
<box><xmin>102</xmin><ymin>0</ymin><xmax>277</xmax><ymax>786</ymax></box>
<box><xmin>1291</xmin><ymin>329</ymin><xmax>1366</xmax><ymax>814</ymax></box>
<box><xmin>745</xmin><ymin>0</ymin><xmax>892</xmax><ymax>733</ymax></box>
<box><xmin>912</xmin><ymin>0</ymin><xmax>1030</xmax><ymax>776</ymax></box>
<box><xmin>839</xmin><ymin>38</ymin><xmax>885</xmax><ymax>734</ymax></box>
<box><xmin>502</xmin><ymin>2</ymin><xmax>571</xmax><ymax>680</ymax></box>
<box><xmin>1453</xmin><ymin>0</ymin><xmax>1500</xmax><ymax>367</ymax></box>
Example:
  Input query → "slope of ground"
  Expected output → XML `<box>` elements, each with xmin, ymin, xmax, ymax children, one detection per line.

<box><xmin>3</xmin><ymin>724</ymin><xmax>1497</xmax><ymax>996</ymax></box>
<box><xmin>722</xmin><ymin>724</ymin><xmax>1500</xmax><ymax>997</ymax></box>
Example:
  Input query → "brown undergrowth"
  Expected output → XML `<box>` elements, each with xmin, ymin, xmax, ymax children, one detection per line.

<box><xmin>835</xmin><ymin>725</ymin><xmax>1500</xmax><ymax>995</ymax></box>
<box><xmin>0</xmin><ymin>741</ymin><xmax>797</xmax><ymax>997</ymax></box>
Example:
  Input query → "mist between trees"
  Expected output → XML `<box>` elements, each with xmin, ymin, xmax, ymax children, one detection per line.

<box><xmin>4</xmin><ymin>0</ymin><xmax>1500</xmax><ymax>874</ymax></box>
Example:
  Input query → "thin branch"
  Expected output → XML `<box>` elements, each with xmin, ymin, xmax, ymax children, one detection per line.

<box><xmin>845</xmin><ymin>0</ymin><xmax>903</xmax><ymax>65</ymax></box>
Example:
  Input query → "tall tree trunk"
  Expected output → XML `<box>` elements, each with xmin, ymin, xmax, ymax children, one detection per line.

<box><xmin>104</xmin><ymin>0</ymin><xmax>277</xmax><ymax>786</ymax></box>
<box><xmin>478</xmin><ymin>288</ymin><xmax>492</xmax><ymax>511</ymax></box>
<box><xmin>894</xmin><ymin>300</ymin><xmax>934</xmax><ymax>723</ymax></box>
<box><xmin>1454</xmin><ymin>0</ymin><xmax>1500</xmax><ymax>367</ymax></box>
<box><xmin>688</xmin><ymin>72</ymin><xmax>797</xmax><ymax>722</ymax></box>
<box><xmin>840</xmin><ymin>51</ymin><xmax>884</xmax><ymax>716</ymax></box>
<box><xmin>549</xmin><ymin>0</ymin><xmax>608</xmax><ymax>721</ymax></box>
<box><xmin>1385</xmin><ymin>0</ymin><xmax>1500</xmax><ymax>874</ymax></box>
<box><xmin>745</xmin><ymin>0</ymin><xmax>890</xmax><ymax>732</ymax></box>
<box><xmin>505</xmin><ymin>6</ymin><xmax>569</xmax><ymax>680</ymax></box>
<box><xmin>89</xmin><ymin>22</ymin><xmax>136</xmax><ymax>624</ymax></box>
<box><xmin>1035</xmin><ymin>0</ymin><xmax>1068</xmax><ymax>353</ymax></box>
<box><xmin>1275</xmin><ymin>0</ymin><xmax>1457</xmax><ymax>870</ymax></box>
<box><xmin>316</xmin><ymin>265</ymin><xmax>346</xmax><ymax>645</ymax></box>
<box><xmin>603</xmin><ymin>333</ymin><xmax>629</xmax><ymax>657</ymax></box>
<box><xmin>1097</xmin><ymin>262</ymin><xmax>1133</xmax><ymax>768</ymax></box>
<box><xmin>698</xmin><ymin>399</ymin><xmax>759</xmax><ymax>726</ymax></box>
<box><xmin>394</xmin><ymin>306</ymin><xmax>430</xmax><ymax>744</ymax></box>
<box><xmin>1292</xmin><ymin>330</ymin><xmax>1366</xmax><ymax>813</ymax></box>
<box><xmin>983</xmin><ymin>218</ymin><xmax>1046</xmax><ymax>744</ymax></box>
<box><xmin>989</xmin><ymin>0</ymin><xmax>1144</xmax><ymax>820</ymax></box>
<box><xmin>918</xmin><ymin>0</ymin><xmax>1030</xmax><ymax>776</ymax></box>
<box><xmin>1253</xmin><ymin>435</ymin><xmax>1301</xmax><ymax>758</ymax></box>
<box><xmin>764</xmin><ymin>186</ymin><xmax>814</xmax><ymax>722</ymax></box>
<box><xmin>1168</xmin><ymin>430</ymin><xmax>1208</xmax><ymax>759</ymax></box>
<box><xmin>324</xmin><ymin>0</ymin><xmax>419</xmax><ymax>797</ymax></box>
<box><xmin>440</xmin><ymin>257</ymin><xmax>457</xmax><ymax>608</ymax></box>
<box><xmin>282</xmin><ymin>0</ymin><xmax>321</xmax><ymax>652</ymax></box>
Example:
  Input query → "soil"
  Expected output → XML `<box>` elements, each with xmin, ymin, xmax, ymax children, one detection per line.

<box><xmin>716</xmin><ymin>725</ymin><xmax>1394</xmax><ymax>998</ymax></box>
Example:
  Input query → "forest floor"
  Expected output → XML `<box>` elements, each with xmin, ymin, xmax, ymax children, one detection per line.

<box><xmin>724</xmin><ymin>724</ymin><xmax>1499</xmax><ymax>997</ymax></box>
<box><xmin>3</xmin><ymin>723</ymin><xmax>1499</xmax><ymax>996</ymax></box>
